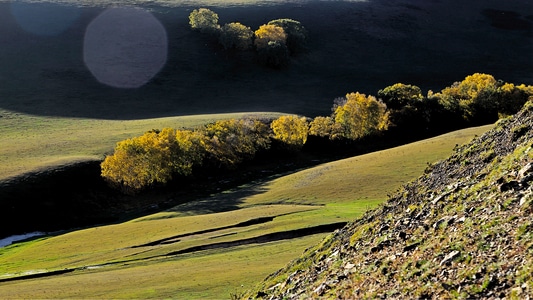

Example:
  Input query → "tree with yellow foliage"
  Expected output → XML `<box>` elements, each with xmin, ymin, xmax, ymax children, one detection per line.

<box><xmin>496</xmin><ymin>82</ymin><xmax>533</xmax><ymax>117</ymax></box>
<box><xmin>101</xmin><ymin>128</ymin><xmax>203</xmax><ymax>193</ymax></box>
<box><xmin>254</xmin><ymin>24</ymin><xmax>286</xmax><ymax>49</ymax></box>
<box><xmin>309</xmin><ymin>116</ymin><xmax>341</xmax><ymax>139</ymax></box>
<box><xmin>438</xmin><ymin>73</ymin><xmax>498</xmax><ymax>121</ymax></box>
<box><xmin>254</xmin><ymin>24</ymin><xmax>289</xmax><ymax>68</ymax></box>
<box><xmin>333</xmin><ymin>92</ymin><xmax>390</xmax><ymax>140</ymax></box>
<box><xmin>200</xmin><ymin>118</ymin><xmax>271</xmax><ymax>168</ymax></box>
<box><xmin>271</xmin><ymin>115</ymin><xmax>309</xmax><ymax>149</ymax></box>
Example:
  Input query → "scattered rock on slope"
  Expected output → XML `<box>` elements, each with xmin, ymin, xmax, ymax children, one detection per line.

<box><xmin>244</xmin><ymin>100</ymin><xmax>533</xmax><ymax>299</ymax></box>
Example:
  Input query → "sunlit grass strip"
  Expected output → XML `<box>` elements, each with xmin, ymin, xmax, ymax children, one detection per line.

<box><xmin>233</xmin><ymin>125</ymin><xmax>494</xmax><ymax>206</ymax></box>
<box><xmin>0</xmin><ymin>110</ymin><xmax>283</xmax><ymax>180</ymax></box>
<box><xmin>0</xmin><ymin>204</ymin><xmax>317</xmax><ymax>273</ymax></box>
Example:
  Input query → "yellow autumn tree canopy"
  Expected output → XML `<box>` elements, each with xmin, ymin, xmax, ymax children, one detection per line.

<box><xmin>200</xmin><ymin>118</ymin><xmax>271</xmax><ymax>167</ymax></box>
<box><xmin>254</xmin><ymin>24</ymin><xmax>287</xmax><ymax>50</ymax></box>
<box><xmin>101</xmin><ymin>128</ymin><xmax>203</xmax><ymax>193</ymax></box>
<box><xmin>333</xmin><ymin>92</ymin><xmax>390</xmax><ymax>140</ymax></box>
<box><xmin>271</xmin><ymin>115</ymin><xmax>309</xmax><ymax>149</ymax></box>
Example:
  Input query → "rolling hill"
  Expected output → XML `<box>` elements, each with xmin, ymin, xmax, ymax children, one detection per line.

<box><xmin>244</xmin><ymin>100</ymin><xmax>533</xmax><ymax>299</ymax></box>
<box><xmin>0</xmin><ymin>124</ymin><xmax>490</xmax><ymax>299</ymax></box>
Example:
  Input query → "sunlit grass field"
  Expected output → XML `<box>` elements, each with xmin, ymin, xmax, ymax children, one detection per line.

<box><xmin>0</xmin><ymin>124</ymin><xmax>491</xmax><ymax>299</ymax></box>
<box><xmin>0</xmin><ymin>109</ymin><xmax>283</xmax><ymax>180</ymax></box>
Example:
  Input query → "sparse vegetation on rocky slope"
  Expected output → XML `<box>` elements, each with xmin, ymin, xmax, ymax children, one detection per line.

<box><xmin>244</xmin><ymin>100</ymin><xmax>533</xmax><ymax>299</ymax></box>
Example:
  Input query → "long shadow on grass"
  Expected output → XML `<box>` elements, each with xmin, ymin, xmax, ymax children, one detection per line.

<box><xmin>131</xmin><ymin>215</ymin><xmax>278</xmax><ymax>248</ymax></box>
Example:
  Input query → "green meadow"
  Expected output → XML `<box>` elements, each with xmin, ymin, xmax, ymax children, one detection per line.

<box><xmin>0</xmin><ymin>110</ymin><xmax>283</xmax><ymax>180</ymax></box>
<box><xmin>1</xmin><ymin>0</ymin><xmax>530</xmax><ymax>298</ymax></box>
<box><xmin>0</xmin><ymin>124</ymin><xmax>491</xmax><ymax>299</ymax></box>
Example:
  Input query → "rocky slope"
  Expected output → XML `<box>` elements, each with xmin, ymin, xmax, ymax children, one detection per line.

<box><xmin>244</xmin><ymin>100</ymin><xmax>533</xmax><ymax>299</ymax></box>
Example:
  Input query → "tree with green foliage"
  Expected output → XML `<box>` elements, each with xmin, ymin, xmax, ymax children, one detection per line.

<box><xmin>333</xmin><ymin>92</ymin><xmax>390</xmax><ymax>140</ymax></box>
<box><xmin>377</xmin><ymin>83</ymin><xmax>427</xmax><ymax>131</ymax></box>
<box><xmin>377</xmin><ymin>83</ymin><xmax>423</xmax><ymax>110</ymax></box>
<box><xmin>219</xmin><ymin>22</ymin><xmax>253</xmax><ymax>50</ymax></box>
<box><xmin>267</xmin><ymin>19</ymin><xmax>308</xmax><ymax>55</ymax></box>
<box><xmin>271</xmin><ymin>115</ymin><xmax>309</xmax><ymax>149</ymax></box>
<box><xmin>188</xmin><ymin>8</ymin><xmax>220</xmax><ymax>34</ymax></box>
<box><xmin>200</xmin><ymin>118</ymin><xmax>271</xmax><ymax>168</ymax></box>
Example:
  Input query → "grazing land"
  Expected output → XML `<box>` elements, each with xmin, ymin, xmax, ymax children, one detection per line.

<box><xmin>0</xmin><ymin>125</ymin><xmax>490</xmax><ymax>299</ymax></box>
<box><xmin>0</xmin><ymin>0</ymin><xmax>531</xmax><ymax>298</ymax></box>
<box><xmin>0</xmin><ymin>0</ymin><xmax>531</xmax><ymax>179</ymax></box>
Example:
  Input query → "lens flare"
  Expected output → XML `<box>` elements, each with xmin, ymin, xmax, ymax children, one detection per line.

<box><xmin>10</xmin><ymin>2</ymin><xmax>80</xmax><ymax>36</ymax></box>
<box><xmin>83</xmin><ymin>7</ymin><xmax>168</xmax><ymax>89</ymax></box>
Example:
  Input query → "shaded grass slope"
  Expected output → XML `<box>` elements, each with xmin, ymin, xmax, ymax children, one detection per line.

<box><xmin>0</xmin><ymin>0</ymin><xmax>531</xmax><ymax>120</ymax></box>
<box><xmin>244</xmin><ymin>102</ymin><xmax>533</xmax><ymax>298</ymax></box>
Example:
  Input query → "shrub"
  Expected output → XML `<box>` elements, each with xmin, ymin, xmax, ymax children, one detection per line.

<box><xmin>188</xmin><ymin>8</ymin><xmax>220</xmax><ymax>34</ymax></box>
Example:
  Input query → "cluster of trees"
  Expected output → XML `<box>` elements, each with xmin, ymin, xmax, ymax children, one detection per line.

<box><xmin>101</xmin><ymin>92</ymin><xmax>390</xmax><ymax>193</ymax></box>
<box><xmin>188</xmin><ymin>8</ymin><xmax>307</xmax><ymax>68</ymax></box>
<box><xmin>101</xmin><ymin>73</ymin><xmax>532</xmax><ymax>193</ymax></box>
<box><xmin>379</xmin><ymin>73</ymin><xmax>533</xmax><ymax>134</ymax></box>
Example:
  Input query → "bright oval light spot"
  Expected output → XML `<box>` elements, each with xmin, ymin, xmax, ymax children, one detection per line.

<box><xmin>10</xmin><ymin>2</ymin><xmax>80</xmax><ymax>36</ymax></box>
<box><xmin>83</xmin><ymin>7</ymin><xmax>168</xmax><ymax>89</ymax></box>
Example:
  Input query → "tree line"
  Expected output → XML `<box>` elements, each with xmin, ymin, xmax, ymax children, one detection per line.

<box><xmin>188</xmin><ymin>8</ymin><xmax>308</xmax><ymax>68</ymax></box>
<box><xmin>101</xmin><ymin>73</ymin><xmax>532</xmax><ymax>194</ymax></box>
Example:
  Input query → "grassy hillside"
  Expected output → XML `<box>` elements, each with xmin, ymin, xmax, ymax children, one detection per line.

<box><xmin>0</xmin><ymin>125</ymin><xmax>489</xmax><ymax>299</ymax></box>
<box><xmin>0</xmin><ymin>110</ymin><xmax>282</xmax><ymax>180</ymax></box>
<box><xmin>1</xmin><ymin>0</ymin><xmax>531</xmax><ymax>179</ymax></box>
<box><xmin>244</xmin><ymin>103</ymin><xmax>533</xmax><ymax>298</ymax></box>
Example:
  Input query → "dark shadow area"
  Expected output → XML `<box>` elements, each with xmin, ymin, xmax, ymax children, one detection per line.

<box><xmin>0</xmin><ymin>147</ymin><xmax>321</xmax><ymax>239</ymax></box>
<box><xmin>0</xmin><ymin>0</ymin><xmax>531</xmax><ymax>120</ymax></box>
<box><xmin>0</xmin><ymin>268</ymin><xmax>75</xmax><ymax>283</ymax></box>
<box><xmin>482</xmin><ymin>9</ymin><xmax>532</xmax><ymax>32</ymax></box>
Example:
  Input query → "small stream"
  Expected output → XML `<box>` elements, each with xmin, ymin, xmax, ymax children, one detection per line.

<box><xmin>0</xmin><ymin>232</ymin><xmax>46</xmax><ymax>248</ymax></box>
